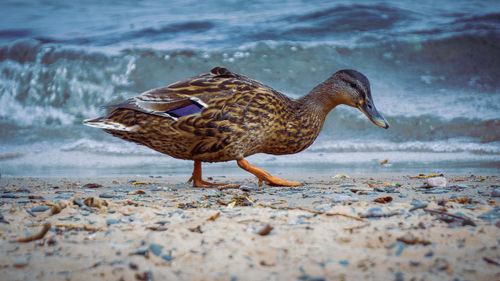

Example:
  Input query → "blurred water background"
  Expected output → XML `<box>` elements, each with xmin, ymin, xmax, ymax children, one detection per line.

<box><xmin>0</xmin><ymin>0</ymin><xmax>499</xmax><ymax>177</ymax></box>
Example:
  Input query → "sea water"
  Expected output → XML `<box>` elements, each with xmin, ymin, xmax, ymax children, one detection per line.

<box><xmin>0</xmin><ymin>0</ymin><xmax>499</xmax><ymax>177</ymax></box>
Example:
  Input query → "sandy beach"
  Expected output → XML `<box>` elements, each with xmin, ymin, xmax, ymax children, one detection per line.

<box><xmin>0</xmin><ymin>173</ymin><xmax>499</xmax><ymax>281</ymax></box>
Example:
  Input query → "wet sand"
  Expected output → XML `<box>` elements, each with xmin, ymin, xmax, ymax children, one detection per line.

<box><xmin>0</xmin><ymin>173</ymin><xmax>499</xmax><ymax>281</ymax></box>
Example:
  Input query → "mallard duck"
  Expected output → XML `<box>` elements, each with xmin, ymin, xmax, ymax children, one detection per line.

<box><xmin>84</xmin><ymin>66</ymin><xmax>388</xmax><ymax>187</ymax></box>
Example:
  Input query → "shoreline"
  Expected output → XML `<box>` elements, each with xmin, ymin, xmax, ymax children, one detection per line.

<box><xmin>1</xmin><ymin>173</ymin><xmax>499</xmax><ymax>280</ymax></box>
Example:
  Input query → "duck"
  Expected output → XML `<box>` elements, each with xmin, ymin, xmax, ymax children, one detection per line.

<box><xmin>84</xmin><ymin>66</ymin><xmax>389</xmax><ymax>187</ymax></box>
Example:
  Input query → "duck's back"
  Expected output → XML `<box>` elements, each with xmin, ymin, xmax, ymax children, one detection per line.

<box><xmin>87</xmin><ymin>67</ymin><xmax>306</xmax><ymax>162</ymax></box>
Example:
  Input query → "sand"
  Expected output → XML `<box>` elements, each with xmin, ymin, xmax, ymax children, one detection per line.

<box><xmin>0</xmin><ymin>173</ymin><xmax>499</xmax><ymax>281</ymax></box>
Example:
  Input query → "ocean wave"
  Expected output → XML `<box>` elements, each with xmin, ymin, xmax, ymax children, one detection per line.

<box><xmin>0</xmin><ymin>38</ymin><xmax>498</xmax><ymax>146</ymax></box>
<box><xmin>310</xmin><ymin>139</ymin><xmax>500</xmax><ymax>155</ymax></box>
<box><xmin>55</xmin><ymin>137</ymin><xmax>500</xmax><ymax>157</ymax></box>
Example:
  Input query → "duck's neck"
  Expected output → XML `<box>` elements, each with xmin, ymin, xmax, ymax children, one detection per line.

<box><xmin>261</xmin><ymin>83</ymin><xmax>342</xmax><ymax>155</ymax></box>
<box><xmin>297</xmin><ymin>81</ymin><xmax>342</xmax><ymax>118</ymax></box>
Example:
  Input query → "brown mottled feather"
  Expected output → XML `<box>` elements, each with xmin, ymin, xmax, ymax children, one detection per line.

<box><xmin>90</xmin><ymin>67</ymin><xmax>324</xmax><ymax>162</ymax></box>
<box><xmin>85</xmin><ymin>66</ymin><xmax>387</xmax><ymax>164</ymax></box>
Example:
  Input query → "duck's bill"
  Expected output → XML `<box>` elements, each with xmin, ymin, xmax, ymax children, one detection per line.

<box><xmin>358</xmin><ymin>102</ymin><xmax>389</xmax><ymax>129</ymax></box>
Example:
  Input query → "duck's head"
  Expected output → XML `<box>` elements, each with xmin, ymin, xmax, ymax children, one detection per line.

<box><xmin>330</xmin><ymin>69</ymin><xmax>389</xmax><ymax>129</ymax></box>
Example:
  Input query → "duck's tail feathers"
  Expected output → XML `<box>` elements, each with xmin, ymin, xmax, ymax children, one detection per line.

<box><xmin>83</xmin><ymin>117</ymin><xmax>139</xmax><ymax>132</ymax></box>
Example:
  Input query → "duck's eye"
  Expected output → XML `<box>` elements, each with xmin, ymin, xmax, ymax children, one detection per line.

<box><xmin>367</xmin><ymin>104</ymin><xmax>373</xmax><ymax>109</ymax></box>
<box><xmin>349</xmin><ymin>82</ymin><xmax>357</xmax><ymax>89</ymax></box>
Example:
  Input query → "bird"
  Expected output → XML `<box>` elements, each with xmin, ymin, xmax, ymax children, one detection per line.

<box><xmin>84</xmin><ymin>66</ymin><xmax>389</xmax><ymax>187</ymax></box>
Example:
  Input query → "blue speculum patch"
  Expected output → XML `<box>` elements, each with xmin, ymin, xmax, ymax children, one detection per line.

<box><xmin>167</xmin><ymin>103</ymin><xmax>202</xmax><ymax>117</ymax></box>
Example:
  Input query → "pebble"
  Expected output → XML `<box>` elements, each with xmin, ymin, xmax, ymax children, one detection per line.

<box><xmin>73</xmin><ymin>198</ymin><xmax>85</xmax><ymax>207</ymax></box>
<box><xmin>82</xmin><ymin>183</ymin><xmax>102</xmax><ymax>189</ymax></box>
<box><xmin>297</xmin><ymin>274</ymin><xmax>326</xmax><ymax>281</ymax></box>
<box><xmin>106</xmin><ymin>219</ymin><xmax>120</xmax><ymax>225</ymax></box>
<box><xmin>388</xmin><ymin>241</ymin><xmax>408</xmax><ymax>256</ymax></box>
<box><xmin>331</xmin><ymin>194</ymin><xmax>359</xmax><ymax>203</ymax></box>
<box><xmin>149</xmin><ymin>243</ymin><xmax>163</xmax><ymax>256</ymax></box>
<box><xmin>1</xmin><ymin>193</ymin><xmax>19</xmax><ymax>199</ymax></box>
<box><xmin>161</xmin><ymin>254</ymin><xmax>173</xmax><ymax>261</ymax></box>
<box><xmin>409</xmin><ymin>200</ymin><xmax>428</xmax><ymax>212</ymax></box>
<box><xmin>99</xmin><ymin>193</ymin><xmax>122</xmax><ymax>199</ymax></box>
<box><xmin>169</xmin><ymin>210</ymin><xmax>184</xmax><ymax>217</ymax></box>
<box><xmin>338</xmin><ymin>184</ymin><xmax>357</xmax><ymax>188</ymax></box>
<box><xmin>477</xmin><ymin>208</ymin><xmax>500</xmax><ymax>222</ymax></box>
<box><xmin>26</xmin><ymin>210</ymin><xmax>37</xmax><ymax>217</ymax></box>
<box><xmin>363</xmin><ymin>207</ymin><xmax>383</xmax><ymax>217</ymax></box>
<box><xmin>491</xmin><ymin>189</ymin><xmax>500</xmax><ymax>197</ymax></box>
<box><xmin>338</xmin><ymin>260</ymin><xmax>349</xmax><ymax>266</ymax></box>
<box><xmin>239</xmin><ymin>185</ymin><xmax>263</xmax><ymax>192</ymax></box>
<box><xmin>131</xmin><ymin>249</ymin><xmax>149</xmax><ymax>256</ymax></box>
<box><xmin>0</xmin><ymin>214</ymin><xmax>9</xmax><ymax>224</ymax></box>
<box><xmin>313</xmin><ymin>204</ymin><xmax>332</xmax><ymax>212</ymax></box>
<box><xmin>129</xmin><ymin>262</ymin><xmax>138</xmax><ymax>270</ymax></box>
<box><xmin>424</xmin><ymin>188</ymin><xmax>449</xmax><ymax>194</ymax></box>
<box><xmin>409</xmin><ymin>260</ymin><xmax>421</xmax><ymax>267</ymax></box>
<box><xmin>394</xmin><ymin>271</ymin><xmax>404</xmax><ymax>281</ymax></box>
<box><xmin>13</xmin><ymin>257</ymin><xmax>29</xmax><ymax>268</ymax></box>
<box><xmin>31</xmin><ymin>205</ymin><xmax>51</xmax><ymax>212</ymax></box>
<box><xmin>425</xmin><ymin>177</ymin><xmax>447</xmax><ymax>188</ymax></box>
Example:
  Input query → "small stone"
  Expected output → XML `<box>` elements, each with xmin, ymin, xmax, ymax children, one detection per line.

<box><xmin>82</xmin><ymin>183</ymin><xmax>102</xmax><ymax>189</ymax></box>
<box><xmin>13</xmin><ymin>257</ymin><xmax>29</xmax><ymax>268</ymax></box>
<box><xmin>26</xmin><ymin>210</ymin><xmax>37</xmax><ymax>217</ymax></box>
<box><xmin>129</xmin><ymin>262</ymin><xmax>138</xmax><ymax>270</ymax></box>
<box><xmin>256</xmin><ymin>224</ymin><xmax>273</xmax><ymax>236</ymax></box>
<box><xmin>388</xmin><ymin>241</ymin><xmax>408</xmax><ymax>256</ymax></box>
<box><xmin>424</xmin><ymin>250</ymin><xmax>434</xmax><ymax>258</ymax></box>
<box><xmin>331</xmin><ymin>194</ymin><xmax>359</xmax><ymax>203</ymax></box>
<box><xmin>1</xmin><ymin>193</ymin><xmax>18</xmax><ymax>199</ymax></box>
<box><xmin>365</xmin><ymin>207</ymin><xmax>383</xmax><ymax>217</ymax></box>
<box><xmin>338</xmin><ymin>184</ymin><xmax>357</xmax><ymax>188</ymax></box>
<box><xmin>425</xmin><ymin>177</ymin><xmax>447</xmax><ymax>188</ymax></box>
<box><xmin>0</xmin><ymin>214</ymin><xmax>8</xmax><ymax>224</ymax></box>
<box><xmin>149</xmin><ymin>243</ymin><xmax>163</xmax><ymax>256</ymax></box>
<box><xmin>106</xmin><ymin>219</ymin><xmax>119</xmax><ymax>225</ymax></box>
<box><xmin>161</xmin><ymin>254</ymin><xmax>173</xmax><ymax>261</ymax></box>
<box><xmin>239</xmin><ymin>185</ymin><xmax>263</xmax><ymax>192</ymax></box>
<box><xmin>409</xmin><ymin>260</ymin><xmax>421</xmax><ymax>267</ymax></box>
<box><xmin>409</xmin><ymin>200</ymin><xmax>428</xmax><ymax>212</ymax></box>
<box><xmin>131</xmin><ymin>249</ymin><xmax>149</xmax><ymax>256</ymax></box>
<box><xmin>338</xmin><ymin>260</ymin><xmax>349</xmax><ymax>266</ymax></box>
<box><xmin>313</xmin><ymin>204</ymin><xmax>332</xmax><ymax>212</ymax></box>
<box><xmin>373</xmin><ymin>196</ymin><xmax>393</xmax><ymax>204</ymax></box>
<box><xmin>297</xmin><ymin>274</ymin><xmax>326</xmax><ymax>281</ymax></box>
<box><xmin>31</xmin><ymin>205</ymin><xmax>51</xmax><ymax>212</ymax></box>
<box><xmin>99</xmin><ymin>193</ymin><xmax>116</xmax><ymax>198</ymax></box>
<box><xmin>73</xmin><ymin>198</ymin><xmax>85</xmax><ymax>207</ymax></box>
<box><xmin>478</xmin><ymin>208</ymin><xmax>500</xmax><ymax>222</ymax></box>
<box><xmin>491</xmin><ymin>189</ymin><xmax>500</xmax><ymax>197</ymax></box>
<box><xmin>394</xmin><ymin>271</ymin><xmax>404</xmax><ymax>281</ymax></box>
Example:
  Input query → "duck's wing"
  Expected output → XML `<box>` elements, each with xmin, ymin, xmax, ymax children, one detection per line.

<box><xmin>105</xmin><ymin>66</ymin><xmax>273</xmax><ymax>120</ymax></box>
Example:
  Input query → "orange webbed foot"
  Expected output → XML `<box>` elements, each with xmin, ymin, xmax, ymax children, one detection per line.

<box><xmin>237</xmin><ymin>159</ymin><xmax>301</xmax><ymax>187</ymax></box>
<box><xmin>188</xmin><ymin>176</ymin><xmax>225</xmax><ymax>188</ymax></box>
<box><xmin>189</xmin><ymin>160</ymin><xmax>236</xmax><ymax>188</ymax></box>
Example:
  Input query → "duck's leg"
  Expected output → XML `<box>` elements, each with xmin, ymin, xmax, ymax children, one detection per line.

<box><xmin>188</xmin><ymin>160</ymin><xmax>224</xmax><ymax>188</ymax></box>
<box><xmin>236</xmin><ymin>159</ymin><xmax>301</xmax><ymax>187</ymax></box>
